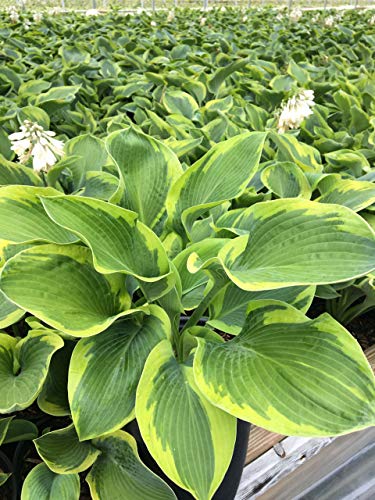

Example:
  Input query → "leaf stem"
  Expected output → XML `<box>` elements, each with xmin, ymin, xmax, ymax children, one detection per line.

<box><xmin>180</xmin><ymin>285</ymin><xmax>220</xmax><ymax>334</ymax></box>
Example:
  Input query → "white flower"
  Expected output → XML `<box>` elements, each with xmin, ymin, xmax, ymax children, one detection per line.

<box><xmin>324</xmin><ymin>15</ymin><xmax>334</xmax><ymax>27</ymax></box>
<box><xmin>290</xmin><ymin>8</ymin><xmax>302</xmax><ymax>23</ymax></box>
<box><xmin>311</xmin><ymin>14</ymin><xmax>319</xmax><ymax>23</ymax></box>
<box><xmin>24</xmin><ymin>20</ymin><xmax>31</xmax><ymax>30</ymax></box>
<box><xmin>242</xmin><ymin>15</ymin><xmax>248</xmax><ymax>22</ymax></box>
<box><xmin>370</xmin><ymin>15</ymin><xmax>375</xmax><ymax>25</ymax></box>
<box><xmin>136</xmin><ymin>7</ymin><xmax>144</xmax><ymax>15</ymax></box>
<box><xmin>33</xmin><ymin>12</ymin><xmax>43</xmax><ymax>22</ymax></box>
<box><xmin>86</xmin><ymin>9</ymin><xmax>99</xmax><ymax>16</ymax></box>
<box><xmin>8</xmin><ymin>6</ymin><xmax>19</xmax><ymax>24</ymax></box>
<box><xmin>277</xmin><ymin>89</ymin><xmax>316</xmax><ymax>134</ymax></box>
<box><xmin>50</xmin><ymin>7</ymin><xmax>62</xmax><ymax>15</ymax></box>
<box><xmin>276</xmin><ymin>12</ymin><xmax>283</xmax><ymax>21</ymax></box>
<box><xmin>150</xmin><ymin>20</ymin><xmax>157</xmax><ymax>27</ymax></box>
<box><xmin>8</xmin><ymin>120</ymin><xmax>64</xmax><ymax>173</ymax></box>
<box><xmin>220</xmin><ymin>6</ymin><xmax>226</xmax><ymax>12</ymax></box>
<box><xmin>200</xmin><ymin>17</ymin><xmax>206</xmax><ymax>26</ymax></box>
<box><xmin>167</xmin><ymin>10</ymin><xmax>174</xmax><ymax>22</ymax></box>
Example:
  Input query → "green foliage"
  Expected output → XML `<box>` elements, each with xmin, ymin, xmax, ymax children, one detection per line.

<box><xmin>0</xmin><ymin>6</ymin><xmax>375</xmax><ymax>500</ymax></box>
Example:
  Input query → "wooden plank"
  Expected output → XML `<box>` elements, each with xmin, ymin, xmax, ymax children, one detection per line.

<box><xmin>245</xmin><ymin>428</ymin><xmax>284</xmax><ymax>465</ymax></box>
<box><xmin>237</xmin><ymin>435</ymin><xmax>332</xmax><ymax>499</ymax></box>
<box><xmin>257</xmin><ymin>427</ymin><xmax>375</xmax><ymax>500</ymax></box>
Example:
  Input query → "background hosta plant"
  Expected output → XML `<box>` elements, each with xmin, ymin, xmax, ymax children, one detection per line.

<box><xmin>0</xmin><ymin>127</ymin><xmax>374</xmax><ymax>499</ymax></box>
<box><xmin>0</xmin><ymin>6</ymin><xmax>375</xmax><ymax>500</ymax></box>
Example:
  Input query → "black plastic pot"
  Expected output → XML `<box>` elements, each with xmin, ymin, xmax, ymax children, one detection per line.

<box><xmin>126</xmin><ymin>419</ymin><xmax>250</xmax><ymax>500</ymax></box>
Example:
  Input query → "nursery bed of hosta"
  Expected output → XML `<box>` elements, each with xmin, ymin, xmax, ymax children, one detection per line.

<box><xmin>0</xmin><ymin>7</ymin><xmax>375</xmax><ymax>500</ymax></box>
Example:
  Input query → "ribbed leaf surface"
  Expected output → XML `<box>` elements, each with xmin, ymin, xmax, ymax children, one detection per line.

<box><xmin>136</xmin><ymin>340</ymin><xmax>236</xmax><ymax>500</ymax></box>
<box><xmin>21</xmin><ymin>464</ymin><xmax>80</xmax><ymax>500</ymax></box>
<box><xmin>68</xmin><ymin>306</ymin><xmax>171</xmax><ymax>440</ymax></box>
<box><xmin>217</xmin><ymin>199</ymin><xmax>375</xmax><ymax>290</ymax></box>
<box><xmin>0</xmin><ymin>244</ymin><xmax>136</xmax><ymax>336</ymax></box>
<box><xmin>41</xmin><ymin>195</ymin><xmax>173</xmax><ymax>301</ymax></box>
<box><xmin>86</xmin><ymin>431</ymin><xmax>176</xmax><ymax>500</ymax></box>
<box><xmin>0</xmin><ymin>331</ymin><xmax>63</xmax><ymax>413</ymax></box>
<box><xmin>106</xmin><ymin>128</ymin><xmax>183</xmax><ymax>231</ymax></box>
<box><xmin>34</xmin><ymin>425</ymin><xmax>100</xmax><ymax>474</ymax></box>
<box><xmin>167</xmin><ymin>132</ymin><xmax>266</xmax><ymax>238</ymax></box>
<box><xmin>194</xmin><ymin>300</ymin><xmax>375</xmax><ymax>436</ymax></box>
<box><xmin>0</xmin><ymin>186</ymin><xmax>77</xmax><ymax>244</ymax></box>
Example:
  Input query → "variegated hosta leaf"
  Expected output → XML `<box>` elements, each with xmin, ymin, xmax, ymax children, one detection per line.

<box><xmin>0</xmin><ymin>473</ymin><xmax>11</xmax><ymax>487</ymax></box>
<box><xmin>34</xmin><ymin>425</ymin><xmax>100</xmax><ymax>474</ymax></box>
<box><xmin>0</xmin><ymin>331</ymin><xmax>63</xmax><ymax>413</ymax></box>
<box><xmin>173</xmin><ymin>238</ymin><xmax>229</xmax><ymax>310</ymax></box>
<box><xmin>0</xmin><ymin>288</ymin><xmax>24</xmax><ymax>328</ymax></box>
<box><xmin>81</xmin><ymin>171</ymin><xmax>119</xmax><ymax>201</ymax></box>
<box><xmin>208</xmin><ymin>284</ymin><xmax>316</xmax><ymax>335</ymax></box>
<box><xmin>136</xmin><ymin>340</ymin><xmax>236</xmax><ymax>500</ymax></box>
<box><xmin>272</xmin><ymin>133</ymin><xmax>322</xmax><ymax>172</ymax></box>
<box><xmin>316</xmin><ymin>175</ymin><xmax>375</xmax><ymax>212</ymax></box>
<box><xmin>69</xmin><ymin>306</ymin><xmax>171</xmax><ymax>441</ymax></box>
<box><xmin>21</xmin><ymin>463</ymin><xmax>80</xmax><ymax>500</ymax></box>
<box><xmin>41</xmin><ymin>195</ymin><xmax>173</xmax><ymax>302</ymax></box>
<box><xmin>166</xmin><ymin>132</ymin><xmax>266</xmax><ymax>238</ymax></box>
<box><xmin>0</xmin><ymin>186</ymin><xmax>77</xmax><ymax>244</ymax></box>
<box><xmin>0</xmin><ymin>419</ymin><xmax>38</xmax><ymax>444</ymax></box>
<box><xmin>64</xmin><ymin>134</ymin><xmax>108</xmax><ymax>190</ymax></box>
<box><xmin>194</xmin><ymin>300</ymin><xmax>375</xmax><ymax>436</ymax></box>
<box><xmin>65</xmin><ymin>134</ymin><xmax>107</xmax><ymax>172</ymax></box>
<box><xmin>261</xmin><ymin>162</ymin><xmax>312</xmax><ymax>199</ymax></box>
<box><xmin>0</xmin><ymin>417</ymin><xmax>13</xmax><ymax>445</ymax></box>
<box><xmin>163</xmin><ymin>89</ymin><xmax>199</xmax><ymax>120</ymax></box>
<box><xmin>37</xmin><ymin>341</ymin><xmax>74</xmax><ymax>416</ymax></box>
<box><xmin>191</xmin><ymin>199</ymin><xmax>375</xmax><ymax>291</ymax></box>
<box><xmin>0</xmin><ymin>244</ymin><xmax>138</xmax><ymax>337</ymax></box>
<box><xmin>0</xmin><ymin>155</ymin><xmax>42</xmax><ymax>186</ymax></box>
<box><xmin>86</xmin><ymin>431</ymin><xmax>176</xmax><ymax>500</ymax></box>
<box><xmin>106</xmin><ymin>127</ymin><xmax>183</xmax><ymax>231</ymax></box>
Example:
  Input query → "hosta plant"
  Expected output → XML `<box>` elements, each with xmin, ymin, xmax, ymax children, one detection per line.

<box><xmin>0</xmin><ymin>128</ymin><xmax>375</xmax><ymax>500</ymax></box>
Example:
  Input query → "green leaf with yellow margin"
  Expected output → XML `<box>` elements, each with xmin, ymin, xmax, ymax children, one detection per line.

<box><xmin>0</xmin><ymin>331</ymin><xmax>63</xmax><ymax>413</ymax></box>
<box><xmin>316</xmin><ymin>175</ymin><xmax>375</xmax><ymax>212</ymax></box>
<box><xmin>136</xmin><ymin>340</ymin><xmax>236</xmax><ymax>500</ymax></box>
<box><xmin>166</xmin><ymin>132</ymin><xmax>266</xmax><ymax>238</ymax></box>
<box><xmin>21</xmin><ymin>463</ymin><xmax>80</xmax><ymax>500</ymax></box>
<box><xmin>0</xmin><ymin>288</ymin><xmax>24</xmax><ymax>328</ymax></box>
<box><xmin>194</xmin><ymin>300</ymin><xmax>375</xmax><ymax>436</ymax></box>
<box><xmin>272</xmin><ymin>133</ymin><xmax>322</xmax><ymax>173</ymax></box>
<box><xmin>1</xmin><ymin>419</ymin><xmax>38</xmax><ymax>443</ymax></box>
<box><xmin>173</xmin><ymin>238</ymin><xmax>229</xmax><ymax>310</ymax></box>
<box><xmin>86</xmin><ymin>431</ymin><xmax>176</xmax><ymax>500</ymax></box>
<box><xmin>0</xmin><ymin>155</ymin><xmax>42</xmax><ymax>186</ymax></box>
<box><xmin>41</xmin><ymin>195</ymin><xmax>173</xmax><ymax>302</ymax></box>
<box><xmin>68</xmin><ymin>306</ymin><xmax>171</xmax><ymax>440</ymax></box>
<box><xmin>0</xmin><ymin>417</ymin><xmax>13</xmax><ymax>445</ymax></box>
<box><xmin>208</xmin><ymin>284</ymin><xmax>315</xmax><ymax>335</ymax></box>
<box><xmin>37</xmin><ymin>341</ymin><xmax>75</xmax><ymax>416</ymax></box>
<box><xmin>189</xmin><ymin>199</ymin><xmax>375</xmax><ymax>291</ymax></box>
<box><xmin>163</xmin><ymin>90</ymin><xmax>199</xmax><ymax>120</ymax></box>
<box><xmin>0</xmin><ymin>244</ymin><xmax>139</xmax><ymax>337</ymax></box>
<box><xmin>0</xmin><ymin>186</ymin><xmax>77</xmax><ymax>244</ymax></box>
<box><xmin>34</xmin><ymin>424</ymin><xmax>100</xmax><ymax>474</ymax></box>
<box><xmin>0</xmin><ymin>473</ymin><xmax>11</xmax><ymax>487</ymax></box>
<box><xmin>106</xmin><ymin>128</ymin><xmax>183</xmax><ymax>231</ymax></box>
<box><xmin>81</xmin><ymin>171</ymin><xmax>119</xmax><ymax>201</ymax></box>
<box><xmin>261</xmin><ymin>162</ymin><xmax>312</xmax><ymax>199</ymax></box>
<box><xmin>65</xmin><ymin>134</ymin><xmax>108</xmax><ymax>190</ymax></box>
